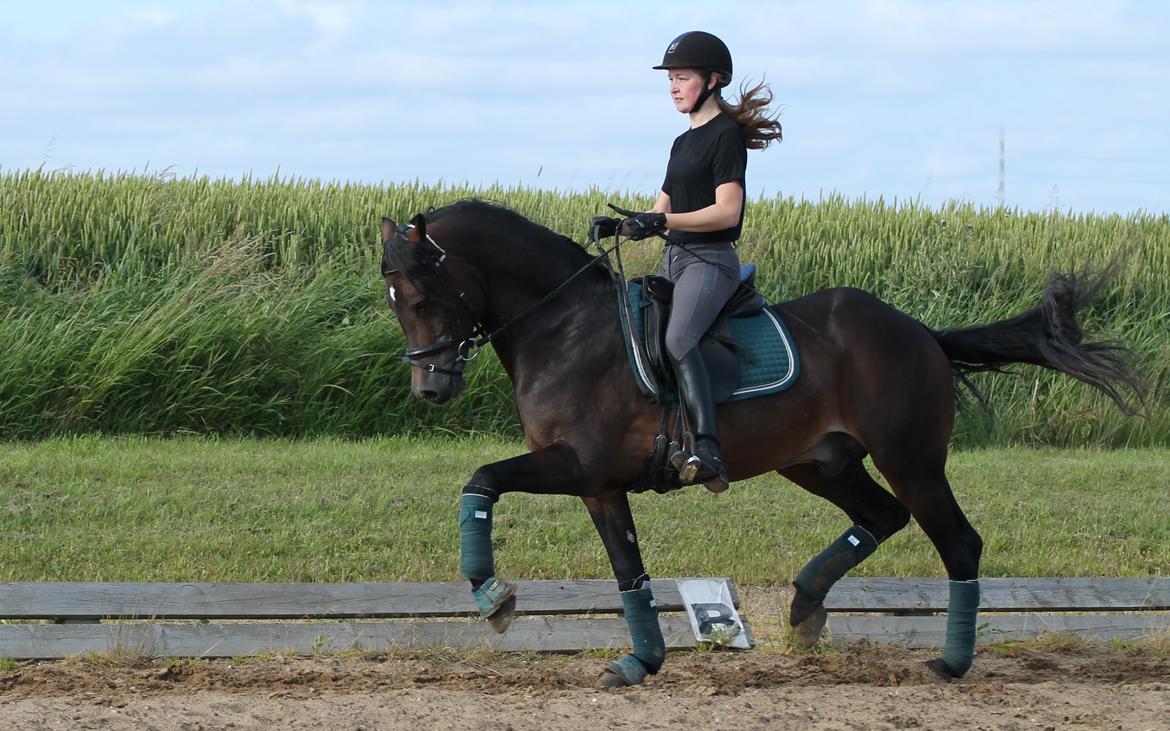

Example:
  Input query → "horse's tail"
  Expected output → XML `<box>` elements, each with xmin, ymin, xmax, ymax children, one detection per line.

<box><xmin>929</xmin><ymin>264</ymin><xmax>1145</xmax><ymax>414</ymax></box>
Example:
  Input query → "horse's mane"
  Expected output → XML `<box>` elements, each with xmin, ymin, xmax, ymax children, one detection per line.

<box><xmin>382</xmin><ymin>199</ymin><xmax>591</xmax><ymax>310</ymax></box>
<box><xmin>428</xmin><ymin>199</ymin><xmax>586</xmax><ymax>256</ymax></box>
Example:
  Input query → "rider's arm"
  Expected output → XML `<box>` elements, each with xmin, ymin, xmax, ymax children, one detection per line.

<box><xmin>662</xmin><ymin>180</ymin><xmax>743</xmax><ymax>233</ymax></box>
<box><xmin>651</xmin><ymin>191</ymin><xmax>672</xmax><ymax>215</ymax></box>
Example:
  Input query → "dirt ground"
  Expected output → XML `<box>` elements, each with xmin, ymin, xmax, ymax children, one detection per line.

<box><xmin>2</xmin><ymin>588</ymin><xmax>1167</xmax><ymax>730</ymax></box>
<box><xmin>1</xmin><ymin>643</ymin><xmax>1167</xmax><ymax>730</ymax></box>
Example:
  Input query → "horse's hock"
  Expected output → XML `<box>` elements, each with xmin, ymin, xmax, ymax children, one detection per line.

<box><xmin>1</xmin><ymin>577</ymin><xmax>1165</xmax><ymax>660</ymax></box>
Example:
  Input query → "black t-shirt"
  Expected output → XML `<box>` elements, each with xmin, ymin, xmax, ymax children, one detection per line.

<box><xmin>661</xmin><ymin>112</ymin><xmax>747</xmax><ymax>245</ymax></box>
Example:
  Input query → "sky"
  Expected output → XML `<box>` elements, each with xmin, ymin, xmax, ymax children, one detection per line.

<box><xmin>2</xmin><ymin>0</ymin><xmax>1168</xmax><ymax>216</ymax></box>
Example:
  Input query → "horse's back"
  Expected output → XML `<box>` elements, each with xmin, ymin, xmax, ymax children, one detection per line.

<box><xmin>769</xmin><ymin>285</ymin><xmax>955</xmax><ymax>436</ymax></box>
<box><xmin>776</xmin><ymin>286</ymin><xmax>907</xmax><ymax>323</ymax></box>
<box><xmin>774</xmin><ymin>286</ymin><xmax>943</xmax><ymax>352</ymax></box>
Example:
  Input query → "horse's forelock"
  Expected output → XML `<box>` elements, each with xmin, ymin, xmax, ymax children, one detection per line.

<box><xmin>383</xmin><ymin>232</ymin><xmax>464</xmax><ymax>310</ymax></box>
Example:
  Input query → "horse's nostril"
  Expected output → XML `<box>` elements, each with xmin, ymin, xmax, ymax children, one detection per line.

<box><xmin>420</xmin><ymin>389</ymin><xmax>441</xmax><ymax>403</ymax></box>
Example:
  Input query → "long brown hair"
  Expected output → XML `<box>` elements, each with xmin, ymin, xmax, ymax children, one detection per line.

<box><xmin>716</xmin><ymin>78</ymin><xmax>782</xmax><ymax>150</ymax></box>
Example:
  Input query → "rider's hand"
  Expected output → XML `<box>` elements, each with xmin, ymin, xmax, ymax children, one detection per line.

<box><xmin>620</xmin><ymin>212</ymin><xmax>668</xmax><ymax>240</ymax></box>
<box><xmin>590</xmin><ymin>216</ymin><xmax>621</xmax><ymax>239</ymax></box>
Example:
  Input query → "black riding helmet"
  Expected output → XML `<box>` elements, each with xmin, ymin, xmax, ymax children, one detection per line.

<box><xmin>653</xmin><ymin>31</ymin><xmax>732</xmax><ymax>79</ymax></box>
<box><xmin>653</xmin><ymin>31</ymin><xmax>733</xmax><ymax>112</ymax></box>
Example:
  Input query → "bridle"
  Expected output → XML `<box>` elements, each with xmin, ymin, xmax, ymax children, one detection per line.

<box><xmin>382</xmin><ymin>223</ymin><xmax>488</xmax><ymax>377</ymax></box>
<box><xmin>383</xmin><ymin>218</ymin><xmax>631</xmax><ymax>377</ymax></box>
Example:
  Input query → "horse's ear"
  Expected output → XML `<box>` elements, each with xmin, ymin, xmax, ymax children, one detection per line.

<box><xmin>407</xmin><ymin>213</ymin><xmax>427</xmax><ymax>243</ymax></box>
<box><xmin>381</xmin><ymin>217</ymin><xmax>396</xmax><ymax>242</ymax></box>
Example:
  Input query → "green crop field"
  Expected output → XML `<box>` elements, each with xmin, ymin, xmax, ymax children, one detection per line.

<box><xmin>1</xmin><ymin>169</ymin><xmax>1167</xmax><ymax>444</ymax></box>
<box><xmin>1</xmin><ymin>171</ymin><xmax>1167</xmax><ymax>594</ymax></box>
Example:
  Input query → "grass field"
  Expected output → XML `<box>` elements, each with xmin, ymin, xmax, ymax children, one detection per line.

<box><xmin>1</xmin><ymin>437</ymin><xmax>1165</xmax><ymax>584</ymax></box>
<box><xmin>1</xmin><ymin>170</ymin><xmax>1167</xmax><ymax>445</ymax></box>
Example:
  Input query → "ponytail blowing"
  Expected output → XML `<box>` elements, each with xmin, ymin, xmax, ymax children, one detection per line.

<box><xmin>717</xmin><ymin>80</ymin><xmax>782</xmax><ymax>150</ymax></box>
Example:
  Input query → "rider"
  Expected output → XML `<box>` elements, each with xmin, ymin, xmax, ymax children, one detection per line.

<box><xmin>621</xmin><ymin>31</ymin><xmax>781</xmax><ymax>492</ymax></box>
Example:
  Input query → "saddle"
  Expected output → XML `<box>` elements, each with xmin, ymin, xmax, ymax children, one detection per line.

<box><xmin>615</xmin><ymin>264</ymin><xmax>800</xmax><ymax>494</ymax></box>
<box><xmin>636</xmin><ymin>264</ymin><xmax>765</xmax><ymax>405</ymax></box>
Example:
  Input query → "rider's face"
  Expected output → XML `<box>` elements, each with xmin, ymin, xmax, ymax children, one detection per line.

<box><xmin>668</xmin><ymin>68</ymin><xmax>711</xmax><ymax>114</ymax></box>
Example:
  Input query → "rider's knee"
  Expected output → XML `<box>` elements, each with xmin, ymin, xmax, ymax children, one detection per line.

<box><xmin>665</xmin><ymin>335</ymin><xmax>696</xmax><ymax>363</ymax></box>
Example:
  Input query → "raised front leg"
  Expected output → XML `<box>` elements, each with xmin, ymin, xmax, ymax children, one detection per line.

<box><xmin>459</xmin><ymin>443</ymin><xmax>593</xmax><ymax>633</ymax></box>
<box><xmin>582</xmin><ymin>491</ymin><xmax>666</xmax><ymax>688</ymax></box>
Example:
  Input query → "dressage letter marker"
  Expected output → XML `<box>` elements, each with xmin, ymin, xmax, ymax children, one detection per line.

<box><xmin>676</xmin><ymin>578</ymin><xmax>751</xmax><ymax>649</ymax></box>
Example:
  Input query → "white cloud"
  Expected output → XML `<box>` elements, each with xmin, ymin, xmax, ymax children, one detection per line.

<box><xmin>275</xmin><ymin>0</ymin><xmax>362</xmax><ymax>48</ymax></box>
<box><xmin>1</xmin><ymin>0</ymin><xmax>1166</xmax><ymax>213</ymax></box>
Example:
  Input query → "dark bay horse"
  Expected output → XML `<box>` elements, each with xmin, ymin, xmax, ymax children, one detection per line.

<box><xmin>379</xmin><ymin>200</ymin><xmax>1140</xmax><ymax>687</ymax></box>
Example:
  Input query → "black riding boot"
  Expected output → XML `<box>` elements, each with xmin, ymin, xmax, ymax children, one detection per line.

<box><xmin>672</xmin><ymin>348</ymin><xmax>730</xmax><ymax>493</ymax></box>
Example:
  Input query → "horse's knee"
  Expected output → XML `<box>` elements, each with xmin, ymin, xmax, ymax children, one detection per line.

<box><xmin>464</xmin><ymin>467</ymin><xmax>501</xmax><ymax>500</ymax></box>
<box><xmin>854</xmin><ymin>494</ymin><xmax>911</xmax><ymax>543</ymax></box>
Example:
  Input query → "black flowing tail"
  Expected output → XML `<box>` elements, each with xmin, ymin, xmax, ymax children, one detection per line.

<box><xmin>930</xmin><ymin>266</ymin><xmax>1145</xmax><ymax>414</ymax></box>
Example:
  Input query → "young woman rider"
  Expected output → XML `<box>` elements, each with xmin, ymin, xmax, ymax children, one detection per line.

<box><xmin>620</xmin><ymin>31</ymin><xmax>782</xmax><ymax>493</ymax></box>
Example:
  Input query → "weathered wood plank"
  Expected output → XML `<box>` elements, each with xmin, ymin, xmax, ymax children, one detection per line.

<box><xmin>829</xmin><ymin>613</ymin><xmax>1170</xmax><ymax>647</ymax></box>
<box><xmin>0</xmin><ymin>616</ymin><xmax>705</xmax><ymax>660</ymax></box>
<box><xmin>823</xmin><ymin>577</ymin><xmax>1169</xmax><ymax>613</ymax></box>
<box><xmin>0</xmin><ymin>579</ymin><xmax>738</xmax><ymax>620</ymax></box>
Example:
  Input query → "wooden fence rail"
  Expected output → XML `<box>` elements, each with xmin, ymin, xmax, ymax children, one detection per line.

<box><xmin>2</xmin><ymin>578</ymin><xmax>1166</xmax><ymax>659</ymax></box>
<box><xmin>825</xmin><ymin>577</ymin><xmax>1169</xmax><ymax>647</ymax></box>
<box><xmin>0</xmin><ymin>578</ymin><xmax>748</xmax><ymax>660</ymax></box>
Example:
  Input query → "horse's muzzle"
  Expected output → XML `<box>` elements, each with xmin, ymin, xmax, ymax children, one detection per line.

<box><xmin>413</xmin><ymin>370</ymin><xmax>466</xmax><ymax>405</ymax></box>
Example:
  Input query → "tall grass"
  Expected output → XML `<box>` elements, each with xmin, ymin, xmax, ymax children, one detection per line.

<box><xmin>1</xmin><ymin>168</ymin><xmax>1167</xmax><ymax>444</ymax></box>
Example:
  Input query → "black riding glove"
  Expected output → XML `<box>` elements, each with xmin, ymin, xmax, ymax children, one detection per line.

<box><xmin>590</xmin><ymin>216</ymin><xmax>621</xmax><ymax>239</ymax></box>
<box><xmin>620</xmin><ymin>212</ymin><xmax>668</xmax><ymax>240</ymax></box>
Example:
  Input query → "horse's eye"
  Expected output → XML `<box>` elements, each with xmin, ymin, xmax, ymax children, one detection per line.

<box><xmin>412</xmin><ymin>300</ymin><xmax>428</xmax><ymax>315</ymax></box>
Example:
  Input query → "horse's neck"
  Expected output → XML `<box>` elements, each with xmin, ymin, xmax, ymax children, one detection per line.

<box><xmin>482</xmin><ymin>261</ymin><xmax>616</xmax><ymax>383</ymax></box>
<box><xmin>435</xmin><ymin>215</ymin><xmax>620</xmax><ymax>384</ymax></box>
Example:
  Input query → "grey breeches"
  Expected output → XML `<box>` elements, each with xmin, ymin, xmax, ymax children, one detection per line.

<box><xmin>658</xmin><ymin>242</ymin><xmax>741</xmax><ymax>361</ymax></box>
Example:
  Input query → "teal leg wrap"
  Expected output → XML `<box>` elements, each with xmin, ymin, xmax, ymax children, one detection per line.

<box><xmin>941</xmin><ymin>579</ymin><xmax>980</xmax><ymax>677</ymax></box>
<box><xmin>794</xmin><ymin>526</ymin><xmax>879</xmax><ymax>601</ymax></box>
<box><xmin>471</xmin><ymin>576</ymin><xmax>516</xmax><ymax>618</ymax></box>
<box><xmin>611</xmin><ymin>587</ymin><xmax>665</xmax><ymax>677</ymax></box>
<box><xmin>459</xmin><ymin>494</ymin><xmax>495</xmax><ymax>581</ymax></box>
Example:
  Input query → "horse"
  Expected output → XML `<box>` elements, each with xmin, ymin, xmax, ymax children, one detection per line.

<box><xmin>378</xmin><ymin>199</ymin><xmax>1141</xmax><ymax>687</ymax></box>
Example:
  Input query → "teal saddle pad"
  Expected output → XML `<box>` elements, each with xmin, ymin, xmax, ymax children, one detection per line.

<box><xmin>620</xmin><ymin>280</ymin><xmax>800</xmax><ymax>403</ymax></box>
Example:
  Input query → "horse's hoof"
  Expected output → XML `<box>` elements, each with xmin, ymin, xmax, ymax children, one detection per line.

<box><xmin>791</xmin><ymin>603</ymin><xmax>828</xmax><ymax>648</ymax></box>
<box><xmin>473</xmin><ymin>577</ymin><xmax>517</xmax><ymax>634</ymax></box>
<box><xmin>924</xmin><ymin>658</ymin><xmax>959</xmax><ymax>683</ymax></box>
<box><xmin>485</xmin><ymin>593</ymin><xmax>516</xmax><ymax>634</ymax></box>
<box><xmin>598</xmin><ymin>655</ymin><xmax>648</xmax><ymax>687</ymax></box>
<box><xmin>596</xmin><ymin>668</ymin><xmax>631</xmax><ymax>689</ymax></box>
